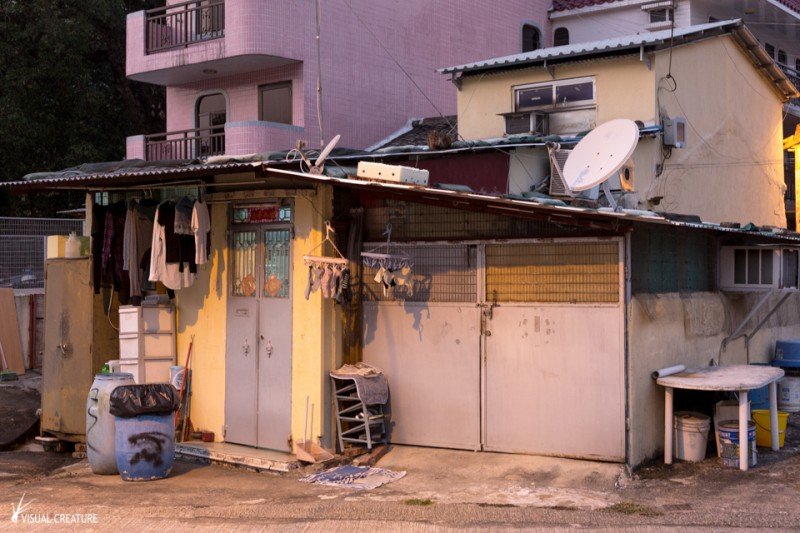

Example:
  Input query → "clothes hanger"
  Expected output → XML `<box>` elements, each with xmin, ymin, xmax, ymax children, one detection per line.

<box><xmin>361</xmin><ymin>223</ymin><xmax>413</xmax><ymax>269</ymax></box>
<box><xmin>303</xmin><ymin>221</ymin><xmax>348</xmax><ymax>266</ymax></box>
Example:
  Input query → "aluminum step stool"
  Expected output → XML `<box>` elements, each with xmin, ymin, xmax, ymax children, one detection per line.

<box><xmin>330</xmin><ymin>375</ymin><xmax>387</xmax><ymax>452</ymax></box>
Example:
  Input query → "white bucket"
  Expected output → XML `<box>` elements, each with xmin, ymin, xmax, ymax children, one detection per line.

<box><xmin>673</xmin><ymin>411</ymin><xmax>711</xmax><ymax>462</ymax></box>
<box><xmin>778</xmin><ymin>376</ymin><xmax>800</xmax><ymax>413</ymax></box>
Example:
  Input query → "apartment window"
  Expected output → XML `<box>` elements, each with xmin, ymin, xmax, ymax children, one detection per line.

<box><xmin>778</xmin><ymin>49</ymin><xmax>787</xmax><ymax>65</ymax></box>
<box><xmin>516</xmin><ymin>77</ymin><xmax>595</xmax><ymax>111</ymax></box>
<box><xmin>259</xmin><ymin>82</ymin><xmax>292</xmax><ymax>125</ymax></box>
<box><xmin>553</xmin><ymin>27</ymin><xmax>569</xmax><ymax>47</ymax></box>
<box><xmin>765</xmin><ymin>43</ymin><xmax>775</xmax><ymax>59</ymax></box>
<box><xmin>522</xmin><ymin>24</ymin><xmax>540</xmax><ymax>53</ymax></box>
<box><xmin>649</xmin><ymin>8</ymin><xmax>673</xmax><ymax>23</ymax></box>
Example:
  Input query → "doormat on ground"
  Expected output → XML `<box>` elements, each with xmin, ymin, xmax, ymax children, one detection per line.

<box><xmin>300</xmin><ymin>465</ymin><xmax>406</xmax><ymax>490</ymax></box>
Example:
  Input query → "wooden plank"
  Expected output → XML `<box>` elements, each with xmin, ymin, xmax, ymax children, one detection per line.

<box><xmin>0</xmin><ymin>288</ymin><xmax>25</xmax><ymax>374</ymax></box>
<box><xmin>352</xmin><ymin>444</ymin><xmax>388</xmax><ymax>467</ymax></box>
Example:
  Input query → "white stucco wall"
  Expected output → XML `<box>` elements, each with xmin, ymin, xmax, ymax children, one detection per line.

<box><xmin>629</xmin><ymin>291</ymin><xmax>800</xmax><ymax>467</ymax></box>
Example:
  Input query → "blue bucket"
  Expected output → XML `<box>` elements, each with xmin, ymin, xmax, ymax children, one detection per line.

<box><xmin>718</xmin><ymin>420</ymin><xmax>756</xmax><ymax>468</ymax></box>
<box><xmin>114</xmin><ymin>413</ymin><xmax>175</xmax><ymax>481</ymax></box>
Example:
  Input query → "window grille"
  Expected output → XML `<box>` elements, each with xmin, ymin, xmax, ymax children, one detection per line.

<box><xmin>363</xmin><ymin>244</ymin><xmax>477</xmax><ymax>303</ymax></box>
<box><xmin>485</xmin><ymin>242</ymin><xmax>620</xmax><ymax>303</ymax></box>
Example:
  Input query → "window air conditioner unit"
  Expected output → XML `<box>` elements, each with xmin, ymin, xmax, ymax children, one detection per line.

<box><xmin>547</xmin><ymin>145</ymin><xmax>599</xmax><ymax>200</ymax></box>
<box><xmin>502</xmin><ymin>112</ymin><xmax>548</xmax><ymax>136</ymax></box>
<box><xmin>719</xmin><ymin>246</ymin><xmax>800</xmax><ymax>291</ymax></box>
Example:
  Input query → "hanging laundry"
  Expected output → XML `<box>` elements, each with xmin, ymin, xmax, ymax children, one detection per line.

<box><xmin>149</xmin><ymin>202</ymin><xmax>196</xmax><ymax>291</ymax></box>
<box><xmin>174</xmin><ymin>196</ymin><xmax>195</xmax><ymax>236</ymax></box>
<box><xmin>101</xmin><ymin>201</ymin><xmax>130</xmax><ymax>304</ymax></box>
<box><xmin>123</xmin><ymin>198</ymin><xmax>159</xmax><ymax>306</ymax></box>
<box><xmin>191</xmin><ymin>199</ymin><xmax>211</xmax><ymax>265</ymax></box>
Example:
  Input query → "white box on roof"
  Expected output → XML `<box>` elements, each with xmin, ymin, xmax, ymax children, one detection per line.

<box><xmin>357</xmin><ymin>161</ymin><xmax>429</xmax><ymax>186</ymax></box>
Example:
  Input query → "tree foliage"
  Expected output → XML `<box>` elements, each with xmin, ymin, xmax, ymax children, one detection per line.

<box><xmin>0</xmin><ymin>0</ymin><xmax>165</xmax><ymax>216</ymax></box>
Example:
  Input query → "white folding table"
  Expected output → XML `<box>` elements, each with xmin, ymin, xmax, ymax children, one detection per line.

<box><xmin>656</xmin><ymin>364</ymin><xmax>784</xmax><ymax>471</ymax></box>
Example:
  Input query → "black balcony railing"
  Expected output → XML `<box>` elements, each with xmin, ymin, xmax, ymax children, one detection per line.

<box><xmin>145</xmin><ymin>127</ymin><xmax>225</xmax><ymax>161</ymax></box>
<box><xmin>778</xmin><ymin>62</ymin><xmax>800</xmax><ymax>106</ymax></box>
<box><xmin>145</xmin><ymin>0</ymin><xmax>224</xmax><ymax>54</ymax></box>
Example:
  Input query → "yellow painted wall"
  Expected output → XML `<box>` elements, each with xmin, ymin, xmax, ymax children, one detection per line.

<box><xmin>457</xmin><ymin>35</ymin><xmax>786</xmax><ymax>226</ymax></box>
<box><xmin>456</xmin><ymin>57</ymin><xmax>657</xmax><ymax>140</ymax></box>
<box><xmin>652</xmin><ymin>36</ymin><xmax>786</xmax><ymax>227</ymax></box>
<box><xmin>175</xmin><ymin>185</ymin><xmax>342</xmax><ymax>448</ymax></box>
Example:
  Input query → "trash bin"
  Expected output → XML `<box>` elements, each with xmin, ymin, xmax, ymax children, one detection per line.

<box><xmin>86</xmin><ymin>372</ymin><xmax>135</xmax><ymax>475</ymax></box>
<box><xmin>109</xmin><ymin>384</ymin><xmax>180</xmax><ymax>481</ymax></box>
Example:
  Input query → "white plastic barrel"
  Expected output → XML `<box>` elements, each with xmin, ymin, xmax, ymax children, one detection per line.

<box><xmin>673</xmin><ymin>411</ymin><xmax>711</xmax><ymax>462</ymax></box>
<box><xmin>86</xmin><ymin>372</ymin><xmax>135</xmax><ymax>475</ymax></box>
<box><xmin>778</xmin><ymin>376</ymin><xmax>800</xmax><ymax>413</ymax></box>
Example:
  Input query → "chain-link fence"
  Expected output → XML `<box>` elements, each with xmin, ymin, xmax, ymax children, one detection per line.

<box><xmin>0</xmin><ymin>217</ymin><xmax>84</xmax><ymax>289</ymax></box>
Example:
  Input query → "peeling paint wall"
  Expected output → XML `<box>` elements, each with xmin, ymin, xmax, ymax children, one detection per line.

<box><xmin>628</xmin><ymin>291</ymin><xmax>800</xmax><ymax>467</ymax></box>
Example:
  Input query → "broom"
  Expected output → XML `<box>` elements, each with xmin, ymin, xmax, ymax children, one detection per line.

<box><xmin>174</xmin><ymin>335</ymin><xmax>194</xmax><ymax>437</ymax></box>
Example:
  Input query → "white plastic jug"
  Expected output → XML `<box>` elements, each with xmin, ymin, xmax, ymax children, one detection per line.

<box><xmin>65</xmin><ymin>232</ymin><xmax>80</xmax><ymax>258</ymax></box>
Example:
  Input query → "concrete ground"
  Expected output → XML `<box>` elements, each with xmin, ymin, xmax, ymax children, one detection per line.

<box><xmin>1</xmin><ymin>434</ymin><xmax>800</xmax><ymax>531</ymax></box>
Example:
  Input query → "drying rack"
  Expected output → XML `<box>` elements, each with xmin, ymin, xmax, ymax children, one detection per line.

<box><xmin>361</xmin><ymin>224</ymin><xmax>413</xmax><ymax>270</ymax></box>
<box><xmin>303</xmin><ymin>221</ymin><xmax>347</xmax><ymax>266</ymax></box>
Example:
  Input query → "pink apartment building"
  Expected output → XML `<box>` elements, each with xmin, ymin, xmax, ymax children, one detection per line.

<box><xmin>125</xmin><ymin>0</ymin><xmax>552</xmax><ymax>160</ymax></box>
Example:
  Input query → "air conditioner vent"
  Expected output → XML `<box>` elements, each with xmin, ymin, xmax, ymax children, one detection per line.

<box><xmin>549</xmin><ymin>148</ymin><xmax>571</xmax><ymax>197</ymax></box>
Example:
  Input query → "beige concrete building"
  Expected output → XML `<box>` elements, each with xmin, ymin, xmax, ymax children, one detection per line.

<box><xmin>442</xmin><ymin>19</ymin><xmax>798</xmax><ymax>227</ymax></box>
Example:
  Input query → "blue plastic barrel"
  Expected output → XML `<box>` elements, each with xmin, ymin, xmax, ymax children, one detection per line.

<box><xmin>114</xmin><ymin>413</ymin><xmax>175</xmax><ymax>481</ymax></box>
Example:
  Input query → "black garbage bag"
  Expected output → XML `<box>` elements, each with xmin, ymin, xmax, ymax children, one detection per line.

<box><xmin>109</xmin><ymin>384</ymin><xmax>180</xmax><ymax>418</ymax></box>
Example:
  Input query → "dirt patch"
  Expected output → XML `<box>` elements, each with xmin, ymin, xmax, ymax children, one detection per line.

<box><xmin>0</xmin><ymin>451</ymin><xmax>79</xmax><ymax>483</ymax></box>
<box><xmin>0</xmin><ymin>386</ymin><xmax>40</xmax><ymax>448</ymax></box>
<box><xmin>604</xmin><ymin>502</ymin><xmax>662</xmax><ymax>517</ymax></box>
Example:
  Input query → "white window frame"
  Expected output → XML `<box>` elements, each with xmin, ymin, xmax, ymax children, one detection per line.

<box><xmin>514</xmin><ymin>76</ymin><xmax>596</xmax><ymax>112</ymax></box>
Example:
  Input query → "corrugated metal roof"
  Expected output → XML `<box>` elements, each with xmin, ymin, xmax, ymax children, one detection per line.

<box><xmin>3</xmin><ymin>161</ymin><xmax>263</xmax><ymax>190</ymax></box>
<box><xmin>439</xmin><ymin>19</ymin><xmax>798</xmax><ymax>101</ymax></box>
<box><xmin>262</xmin><ymin>167</ymin><xmax>800</xmax><ymax>245</ymax></box>
<box><xmin>440</xmin><ymin>20</ymin><xmax>739</xmax><ymax>75</ymax></box>
<box><xmin>551</xmin><ymin>0</ymin><xmax>621</xmax><ymax>12</ymax></box>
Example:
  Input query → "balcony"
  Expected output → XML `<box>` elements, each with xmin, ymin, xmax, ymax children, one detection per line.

<box><xmin>126</xmin><ymin>0</ymin><xmax>304</xmax><ymax>86</ymax></box>
<box><xmin>145</xmin><ymin>0</ymin><xmax>224</xmax><ymax>54</ymax></box>
<box><xmin>127</xmin><ymin>122</ymin><xmax>305</xmax><ymax>161</ymax></box>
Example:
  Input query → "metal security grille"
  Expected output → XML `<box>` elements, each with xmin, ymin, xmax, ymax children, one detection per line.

<box><xmin>631</xmin><ymin>225</ymin><xmax>715</xmax><ymax>293</ymax></box>
<box><xmin>363</xmin><ymin>244</ymin><xmax>477</xmax><ymax>303</ymax></box>
<box><xmin>485</xmin><ymin>242</ymin><xmax>620</xmax><ymax>303</ymax></box>
<box><xmin>364</xmin><ymin>201</ymin><xmax>607</xmax><ymax>242</ymax></box>
<box><xmin>0</xmin><ymin>217</ymin><xmax>84</xmax><ymax>289</ymax></box>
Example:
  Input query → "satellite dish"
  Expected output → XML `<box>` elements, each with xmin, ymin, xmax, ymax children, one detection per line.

<box><xmin>562</xmin><ymin>119</ymin><xmax>639</xmax><ymax>209</ymax></box>
<box><xmin>310</xmin><ymin>134</ymin><xmax>341</xmax><ymax>174</ymax></box>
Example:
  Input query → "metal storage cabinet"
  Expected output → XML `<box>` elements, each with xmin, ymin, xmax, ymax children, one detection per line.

<box><xmin>118</xmin><ymin>304</ymin><xmax>176</xmax><ymax>383</ymax></box>
<box><xmin>41</xmin><ymin>258</ymin><xmax>119</xmax><ymax>442</ymax></box>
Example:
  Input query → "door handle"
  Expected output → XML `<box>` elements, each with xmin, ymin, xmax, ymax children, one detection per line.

<box><xmin>58</xmin><ymin>342</ymin><xmax>70</xmax><ymax>357</ymax></box>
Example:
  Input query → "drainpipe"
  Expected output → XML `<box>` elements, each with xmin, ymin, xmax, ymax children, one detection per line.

<box><xmin>624</xmin><ymin>229</ymin><xmax>632</xmax><ymax>470</ymax></box>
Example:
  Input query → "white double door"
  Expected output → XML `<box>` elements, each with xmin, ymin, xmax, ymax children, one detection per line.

<box><xmin>225</xmin><ymin>227</ymin><xmax>292</xmax><ymax>451</ymax></box>
<box><xmin>363</xmin><ymin>240</ymin><xmax>625</xmax><ymax>460</ymax></box>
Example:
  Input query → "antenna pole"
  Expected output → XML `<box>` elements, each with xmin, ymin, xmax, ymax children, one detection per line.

<box><xmin>315</xmin><ymin>0</ymin><xmax>325</xmax><ymax>147</ymax></box>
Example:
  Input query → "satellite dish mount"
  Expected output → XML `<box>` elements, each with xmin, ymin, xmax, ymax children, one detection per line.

<box><xmin>557</xmin><ymin>119</ymin><xmax>639</xmax><ymax>211</ymax></box>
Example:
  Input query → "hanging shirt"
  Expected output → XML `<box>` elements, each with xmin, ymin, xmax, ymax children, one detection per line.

<box><xmin>174</xmin><ymin>196</ymin><xmax>195</xmax><ymax>236</ymax></box>
<box><xmin>124</xmin><ymin>199</ymin><xmax>159</xmax><ymax>305</ymax></box>
<box><xmin>191</xmin><ymin>200</ymin><xmax>211</xmax><ymax>265</ymax></box>
<box><xmin>149</xmin><ymin>204</ymin><xmax>196</xmax><ymax>291</ymax></box>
